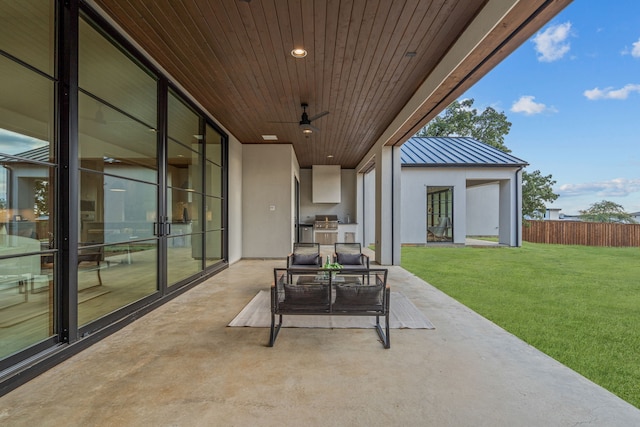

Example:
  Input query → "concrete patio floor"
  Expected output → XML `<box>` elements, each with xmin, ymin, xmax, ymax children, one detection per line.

<box><xmin>1</xmin><ymin>257</ymin><xmax>639</xmax><ymax>426</ymax></box>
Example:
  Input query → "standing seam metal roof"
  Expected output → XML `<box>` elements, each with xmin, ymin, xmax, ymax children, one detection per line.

<box><xmin>401</xmin><ymin>137</ymin><xmax>528</xmax><ymax>166</ymax></box>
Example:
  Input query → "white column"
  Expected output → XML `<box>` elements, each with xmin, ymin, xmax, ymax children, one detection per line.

<box><xmin>515</xmin><ymin>169</ymin><xmax>523</xmax><ymax>247</ymax></box>
<box><xmin>375</xmin><ymin>146</ymin><xmax>402</xmax><ymax>265</ymax></box>
<box><xmin>356</xmin><ymin>172</ymin><xmax>364</xmax><ymax>244</ymax></box>
<box><xmin>498</xmin><ymin>169</ymin><xmax>523</xmax><ymax>247</ymax></box>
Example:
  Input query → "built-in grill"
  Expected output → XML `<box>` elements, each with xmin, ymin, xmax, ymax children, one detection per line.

<box><xmin>314</xmin><ymin>214</ymin><xmax>339</xmax><ymax>230</ymax></box>
<box><xmin>313</xmin><ymin>214</ymin><xmax>339</xmax><ymax>245</ymax></box>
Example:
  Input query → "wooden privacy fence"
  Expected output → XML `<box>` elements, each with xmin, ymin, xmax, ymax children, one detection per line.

<box><xmin>522</xmin><ymin>220</ymin><xmax>640</xmax><ymax>247</ymax></box>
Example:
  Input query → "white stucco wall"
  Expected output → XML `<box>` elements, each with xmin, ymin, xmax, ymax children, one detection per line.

<box><xmin>399</xmin><ymin>166</ymin><xmax>521</xmax><ymax>246</ymax></box>
<box><xmin>363</xmin><ymin>170</ymin><xmax>376</xmax><ymax>247</ymax></box>
<box><xmin>400</xmin><ymin>168</ymin><xmax>467</xmax><ymax>244</ymax></box>
<box><xmin>466</xmin><ymin>183</ymin><xmax>500</xmax><ymax>236</ymax></box>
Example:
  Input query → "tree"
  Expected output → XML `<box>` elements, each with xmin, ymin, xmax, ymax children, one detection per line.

<box><xmin>416</xmin><ymin>98</ymin><xmax>512</xmax><ymax>152</ymax></box>
<box><xmin>34</xmin><ymin>179</ymin><xmax>49</xmax><ymax>217</ymax></box>
<box><xmin>416</xmin><ymin>98</ymin><xmax>559</xmax><ymax>220</ymax></box>
<box><xmin>579</xmin><ymin>200</ymin><xmax>638</xmax><ymax>224</ymax></box>
<box><xmin>521</xmin><ymin>170</ymin><xmax>558</xmax><ymax>220</ymax></box>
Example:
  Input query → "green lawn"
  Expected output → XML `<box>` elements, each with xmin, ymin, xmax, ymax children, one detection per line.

<box><xmin>401</xmin><ymin>243</ymin><xmax>640</xmax><ymax>409</ymax></box>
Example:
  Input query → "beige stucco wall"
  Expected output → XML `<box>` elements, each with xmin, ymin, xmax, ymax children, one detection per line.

<box><xmin>227</xmin><ymin>135</ymin><xmax>243</xmax><ymax>264</ymax></box>
<box><xmin>241</xmin><ymin>144</ymin><xmax>297</xmax><ymax>258</ymax></box>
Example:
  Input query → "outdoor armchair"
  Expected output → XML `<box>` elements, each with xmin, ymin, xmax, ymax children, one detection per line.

<box><xmin>333</xmin><ymin>242</ymin><xmax>369</xmax><ymax>269</ymax></box>
<box><xmin>286</xmin><ymin>243</ymin><xmax>322</xmax><ymax>269</ymax></box>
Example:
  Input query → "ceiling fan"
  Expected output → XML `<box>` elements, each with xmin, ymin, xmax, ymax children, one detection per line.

<box><xmin>81</xmin><ymin>105</ymin><xmax>107</xmax><ymax>124</ymax></box>
<box><xmin>270</xmin><ymin>103</ymin><xmax>329</xmax><ymax>135</ymax></box>
<box><xmin>81</xmin><ymin>103</ymin><xmax>133</xmax><ymax>125</ymax></box>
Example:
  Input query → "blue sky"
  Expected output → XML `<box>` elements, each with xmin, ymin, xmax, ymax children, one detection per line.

<box><xmin>461</xmin><ymin>0</ymin><xmax>640</xmax><ymax>215</ymax></box>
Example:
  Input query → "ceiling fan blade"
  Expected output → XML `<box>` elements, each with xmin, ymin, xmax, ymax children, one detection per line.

<box><xmin>308</xmin><ymin>111</ymin><xmax>329</xmax><ymax>122</ymax></box>
<box><xmin>308</xmin><ymin>123</ymin><xmax>320</xmax><ymax>133</ymax></box>
<box><xmin>267</xmin><ymin>120</ymin><xmax>298</xmax><ymax>124</ymax></box>
<box><xmin>80</xmin><ymin>115</ymin><xmax>107</xmax><ymax>125</ymax></box>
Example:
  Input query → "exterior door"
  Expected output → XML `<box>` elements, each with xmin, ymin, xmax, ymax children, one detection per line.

<box><xmin>426</xmin><ymin>186</ymin><xmax>453</xmax><ymax>242</ymax></box>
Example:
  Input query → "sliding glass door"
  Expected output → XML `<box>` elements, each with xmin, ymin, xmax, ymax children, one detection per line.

<box><xmin>0</xmin><ymin>1</ymin><xmax>57</xmax><ymax>359</ymax></box>
<box><xmin>0</xmin><ymin>1</ymin><xmax>228</xmax><ymax>375</ymax></box>
<box><xmin>77</xmin><ymin>16</ymin><xmax>160</xmax><ymax>326</ymax></box>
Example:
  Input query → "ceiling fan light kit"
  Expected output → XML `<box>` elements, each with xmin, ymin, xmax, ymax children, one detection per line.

<box><xmin>298</xmin><ymin>103</ymin><xmax>327</xmax><ymax>135</ymax></box>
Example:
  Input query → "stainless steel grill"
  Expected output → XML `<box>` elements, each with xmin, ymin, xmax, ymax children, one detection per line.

<box><xmin>314</xmin><ymin>214</ymin><xmax>338</xmax><ymax>230</ymax></box>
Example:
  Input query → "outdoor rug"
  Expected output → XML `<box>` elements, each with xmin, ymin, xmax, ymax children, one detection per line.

<box><xmin>228</xmin><ymin>290</ymin><xmax>435</xmax><ymax>329</ymax></box>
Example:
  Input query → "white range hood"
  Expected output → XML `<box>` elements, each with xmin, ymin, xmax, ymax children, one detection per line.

<box><xmin>312</xmin><ymin>165</ymin><xmax>341</xmax><ymax>203</ymax></box>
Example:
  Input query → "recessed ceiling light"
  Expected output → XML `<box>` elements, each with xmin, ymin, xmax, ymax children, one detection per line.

<box><xmin>405</xmin><ymin>51</ymin><xmax>417</xmax><ymax>57</ymax></box>
<box><xmin>291</xmin><ymin>48</ymin><xmax>307</xmax><ymax>58</ymax></box>
<box><xmin>262</xmin><ymin>135</ymin><xmax>278</xmax><ymax>141</ymax></box>
<box><xmin>327</xmin><ymin>154</ymin><xmax>334</xmax><ymax>158</ymax></box>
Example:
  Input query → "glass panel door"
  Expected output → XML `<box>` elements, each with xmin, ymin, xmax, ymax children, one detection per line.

<box><xmin>166</xmin><ymin>91</ymin><xmax>204</xmax><ymax>286</ymax></box>
<box><xmin>77</xmin><ymin>17</ymin><xmax>159</xmax><ymax>326</ymax></box>
<box><xmin>0</xmin><ymin>1</ymin><xmax>56</xmax><ymax>359</ymax></box>
<box><xmin>427</xmin><ymin>186</ymin><xmax>453</xmax><ymax>242</ymax></box>
<box><xmin>204</xmin><ymin>124</ymin><xmax>224</xmax><ymax>267</ymax></box>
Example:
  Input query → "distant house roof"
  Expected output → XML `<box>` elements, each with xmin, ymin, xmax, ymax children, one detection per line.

<box><xmin>0</xmin><ymin>145</ymin><xmax>49</xmax><ymax>163</ymax></box>
<box><xmin>401</xmin><ymin>137</ymin><xmax>528</xmax><ymax>167</ymax></box>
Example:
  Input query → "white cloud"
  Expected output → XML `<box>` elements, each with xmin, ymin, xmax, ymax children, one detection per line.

<box><xmin>510</xmin><ymin>95</ymin><xmax>556</xmax><ymax>115</ymax></box>
<box><xmin>583</xmin><ymin>84</ymin><xmax>640</xmax><ymax>100</ymax></box>
<box><xmin>0</xmin><ymin>128</ymin><xmax>47</xmax><ymax>155</ymax></box>
<box><xmin>557</xmin><ymin>178</ymin><xmax>640</xmax><ymax>198</ymax></box>
<box><xmin>532</xmin><ymin>22</ymin><xmax>572</xmax><ymax>62</ymax></box>
<box><xmin>632</xmin><ymin>38</ymin><xmax>640</xmax><ymax>57</ymax></box>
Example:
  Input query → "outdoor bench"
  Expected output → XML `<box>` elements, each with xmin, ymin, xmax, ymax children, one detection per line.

<box><xmin>269</xmin><ymin>267</ymin><xmax>390</xmax><ymax>348</ymax></box>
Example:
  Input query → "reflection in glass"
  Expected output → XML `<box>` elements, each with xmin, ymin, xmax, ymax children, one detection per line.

<box><xmin>78</xmin><ymin>240</ymin><xmax>157</xmax><ymax>326</ymax></box>
<box><xmin>79</xmin><ymin>171</ymin><xmax>157</xmax><ymax>245</ymax></box>
<box><xmin>0</xmin><ymin>1</ymin><xmax>56</xmax><ymax>361</ymax></box>
<box><xmin>0</xmin><ymin>255</ymin><xmax>54</xmax><ymax>359</ymax></box>
<box><xmin>187</xmin><ymin>193</ymin><xmax>203</xmax><ymax>234</ymax></box>
<box><xmin>168</xmin><ymin>140</ymin><xmax>201</xmax><ymax>193</ymax></box>
<box><xmin>205</xmin><ymin>124</ymin><xmax>222</xmax><ymax>166</ymax></box>
<box><xmin>0</xmin><ymin>56</ymin><xmax>54</xmax><ymax>157</ymax></box>
<box><xmin>205</xmin><ymin>230</ymin><xmax>222</xmax><ymax>267</ymax></box>
<box><xmin>79</xmin><ymin>93</ymin><xmax>158</xmax><ymax>177</ymax></box>
<box><xmin>0</xmin><ymin>1</ymin><xmax>55</xmax><ymax>76</ymax></box>
<box><xmin>168</xmin><ymin>188</ymin><xmax>195</xmax><ymax>224</ymax></box>
<box><xmin>167</xmin><ymin>234</ymin><xmax>202</xmax><ymax>287</ymax></box>
<box><xmin>0</xmin><ymin>160</ymin><xmax>55</xmax><ymax>359</ymax></box>
<box><xmin>205</xmin><ymin>162</ymin><xmax>222</xmax><ymax>198</ymax></box>
<box><xmin>78</xmin><ymin>14</ymin><xmax>161</xmax><ymax>329</ymax></box>
<box><xmin>79</xmin><ymin>17</ymin><xmax>157</xmax><ymax>127</ymax></box>
<box><xmin>168</xmin><ymin>91</ymin><xmax>200</xmax><ymax>144</ymax></box>
<box><xmin>205</xmin><ymin>197</ymin><xmax>222</xmax><ymax>231</ymax></box>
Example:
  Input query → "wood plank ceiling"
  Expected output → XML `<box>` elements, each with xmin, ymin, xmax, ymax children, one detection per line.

<box><xmin>92</xmin><ymin>0</ymin><xmax>571</xmax><ymax>168</ymax></box>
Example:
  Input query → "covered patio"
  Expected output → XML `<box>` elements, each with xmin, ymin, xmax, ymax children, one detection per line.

<box><xmin>3</xmin><ymin>0</ymin><xmax>621</xmax><ymax>404</ymax></box>
<box><xmin>2</xmin><ymin>254</ymin><xmax>638</xmax><ymax>426</ymax></box>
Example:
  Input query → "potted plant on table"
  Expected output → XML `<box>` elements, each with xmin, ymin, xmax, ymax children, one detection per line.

<box><xmin>322</xmin><ymin>255</ymin><xmax>342</xmax><ymax>279</ymax></box>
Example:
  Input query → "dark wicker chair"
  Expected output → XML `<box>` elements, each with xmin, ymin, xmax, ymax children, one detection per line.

<box><xmin>333</xmin><ymin>243</ymin><xmax>369</xmax><ymax>269</ymax></box>
<box><xmin>286</xmin><ymin>243</ymin><xmax>322</xmax><ymax>270</ymax></box>
<box><xmin>78</xmin><ymin>243</ymin><xmax>105</xmax><ymax>286</ymax></box>
<box><xmin>270</xmin><ymin>267</ymin><xmax>390</xmax><ymax>348</ymax></box>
